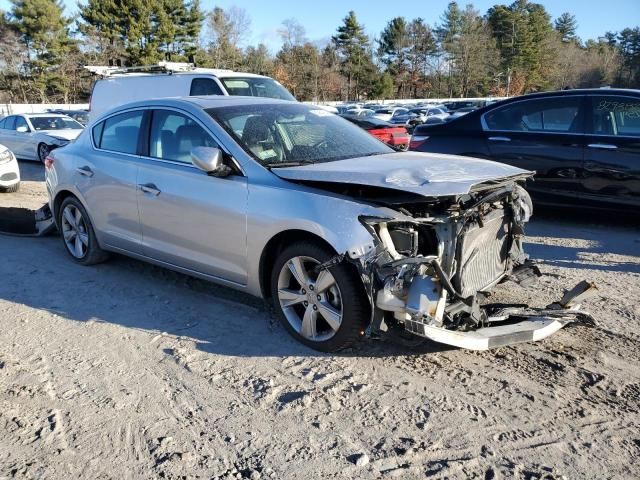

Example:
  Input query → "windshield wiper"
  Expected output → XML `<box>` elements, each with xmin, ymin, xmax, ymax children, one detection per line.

<box><xmin>265</xmin><ymin>160</ymin><xmax>314</xmax><ymax>168</ymax></box>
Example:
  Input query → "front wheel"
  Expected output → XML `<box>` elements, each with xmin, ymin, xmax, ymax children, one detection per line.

<box><xmin>37</xmin><ymin>143</ymin><xmax>50</xmax><ymax>163</ymax></box>
<box><xmin>270</xmin><ymin>241</ymin><xmax>370</xmax><ymax>352</ymax></box>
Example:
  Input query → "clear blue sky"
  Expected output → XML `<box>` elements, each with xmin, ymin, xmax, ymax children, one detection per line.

<box><xmin>1</xmin><ymin>0</ymin><xmax>638</xmax><ymax>52</ymax></box>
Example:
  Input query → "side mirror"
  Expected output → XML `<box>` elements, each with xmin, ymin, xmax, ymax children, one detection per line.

<box><xmin>191</xmin><ymin>146</ymin><xmax>232</xmax><ymax>177</ymax></box>
<box><xmin>16</xmin><ymin>125</ymin><xmax>29</xmax><ymax>133</ymax></box>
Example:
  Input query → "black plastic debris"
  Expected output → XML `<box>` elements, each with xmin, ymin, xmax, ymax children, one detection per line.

<box><xmin>0</xmin><ymin>204</ymin><xmax>55</xmax><ymax>236</ymax></box>
<box><xmin>0</xmin><ymin>207</ymin><xmax>37</xmax><ymax>234</ymax></box>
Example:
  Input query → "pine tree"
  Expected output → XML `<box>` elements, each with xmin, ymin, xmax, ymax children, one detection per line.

<box><xmin>487</xmin><ymin>0</ymin><xmax>556</xmax><ymax>93</ymax></box>
<box><xmin>554</xmin><ymin>12</ymin><xmax>578</xmax><ymax>43</ymax></box>
<box><xmin>332</xmin><ymin>11</ymin><xmax>373</xmax><ymax>100</ymax></box>
<box><xmin>10</xmin><ymin>0</ymin><xmax>76</xmax><ymax>101</ymax></box>
<box><xmin>79</xmin><ymin>0</ymin><xmax>204</xmax><ymax>66</ymax></box>
<box><xmin>617</xmin><ymin>27</ymin><xmax>640</xmax><ymax>86</ymax></box>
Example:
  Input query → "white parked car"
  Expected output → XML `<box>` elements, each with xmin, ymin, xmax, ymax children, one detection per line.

<box><xmin>0</xmin><ymin>144</ymin><xmax>20</xmax><ymax>192</ymax></box>
<box><xmin>409</xmin><ymin>107</ymin><xmax>450</xmax><ymax>122</ymax></box>
<box><xmin>346</xmin><ymin>108</ymin><xmax>375</xmax><ymax>117</ymax></box>
<box><xmin>0</xmin><ymin>113</ymin><xmax>84</xmax><ymax>162</ymax></box>
<box><xmin>87</xmin><ymin>61</ymin><xmax>295</xmax><ymax>122</ymax></box>
<box><xmin>372</xmin><ymin>107</ymin><xmax>408</xmax><ymax>122</ymax></box>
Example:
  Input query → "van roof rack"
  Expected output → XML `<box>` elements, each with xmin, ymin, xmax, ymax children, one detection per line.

<box><xmin>84</xmin><ymin>61</ymin><xmax>197</xmax><ymax>77</ymax></box>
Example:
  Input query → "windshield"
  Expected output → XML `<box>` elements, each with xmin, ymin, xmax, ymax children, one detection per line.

<box><xmin>208</xmin><ymin>103</ymin><xmax>393</xmax><ymax>166</ymax></box>
<box><xmin>220</xmin><ymin>77</ymin><xmax>295</xmax><ymax>101</ymax></box>
<box><xmin>30</xmin><ymin>116</ymin><xmax>83</xmax><ymax>131</ymax></box>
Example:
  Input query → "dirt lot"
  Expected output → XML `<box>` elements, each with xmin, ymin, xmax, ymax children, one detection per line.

<box><xmin>1</xmin><ymin>162</ymin><xmax>639</xmax><ymax>479</ymax></box>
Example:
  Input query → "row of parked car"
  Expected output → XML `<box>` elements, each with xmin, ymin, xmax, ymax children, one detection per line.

<box><xmin>336</xmin><ymin>100</ymin><xmax>484</xmax><ymax>127</ymax></box>
<box><xmin>334</xmin><ymin>101</ymin><xmax>487</xmax><ymax>152</ymax></box>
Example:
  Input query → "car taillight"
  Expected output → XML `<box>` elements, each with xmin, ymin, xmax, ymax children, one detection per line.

<box><xmin>44</xmin><ymin>155</ymin><xmax>54</xmax><ymax>169</ymax></box>
<box><xmin>368</xmin><ymin>128</ymin><xmax>393</xmax><ymax>143</ymax></box>
<box><xmin>409</xmin><ymin>135</ymin><xmax>429</xmax><ymax>150</ymax></box>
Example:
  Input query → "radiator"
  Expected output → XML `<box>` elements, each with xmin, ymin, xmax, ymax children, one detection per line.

<box><xmin>454</xmin><ymin>209</ymin><xmax>511</xmax><ymax>298</ymax></box>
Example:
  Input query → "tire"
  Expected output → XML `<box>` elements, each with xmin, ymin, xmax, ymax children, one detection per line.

<box><xmin>57</xmin><ymin>196</ymin><xmax>109</xmax><ymax>265</ymax></box>
<box><xmin>37</xmin><ymin>143</ymin><xmax>50</xmax><ymax>163</ymax></box>
<box><xmin>270</xmin><ymin>241</ymin><xmax>370</xmax><ymax>352</ymax></box>
<box><xmin>0</xmin><ymin>182</ymin><xmax>19</xmax><ymax>193</ymax></box>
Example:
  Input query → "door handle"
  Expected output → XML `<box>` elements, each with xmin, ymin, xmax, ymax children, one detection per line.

<box><xmin>488</xmin><ymin>136</ymin><xmax>511</xmax><ymax>142</ymax></box>
<box><xmin>138</xmin><ymin>183</ymin><xmax>161</xmax><ymax>196</ymax></box>
<box><xmin>587</xmin><ymin>143</ymin><xmax>617</xmax><ymax>150</ymax></box>
<box><xmin>76</xmin><ymin>166</ymin><xmax>94</xmax><ymax>177</ymax></box>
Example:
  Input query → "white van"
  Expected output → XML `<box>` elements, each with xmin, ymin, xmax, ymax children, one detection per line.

<box><xmin>87</xmin><ymin>62</ymin><xmax>295</xmax><ymax>121</ymax></box>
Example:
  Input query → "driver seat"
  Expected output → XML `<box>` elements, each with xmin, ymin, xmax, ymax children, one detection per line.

<box><xmin>241</xmin><ymin>116</ymin><xmax>283</xmax><ymax>162</ymax></box>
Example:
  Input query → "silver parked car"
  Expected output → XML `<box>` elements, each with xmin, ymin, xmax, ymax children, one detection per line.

<box><xmin>45</xmin><ymin>97</ymin><xmax>593</xmax><ymax>352</ymax></box>
<box><xmin>0</xmin><ymin>113</ymin><xmax>84</xmax><ymax>162</ymax></box>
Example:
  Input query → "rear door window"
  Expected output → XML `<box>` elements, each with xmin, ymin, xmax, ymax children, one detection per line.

<box><xmin>190</xmin><ymin>78</ymin><xmax>224</xmax><ymax>96</ymax></box>
<box><xmin>98</xmin><ymin>110</ymin><xmax>144</xmax><ymax>154</ymax></box>
<box><xmin>590</xmin><ymin>96</ymin><xmax>640</xmax><ymax>137</ymax></box>
<box><xmin>484</xmin><ymin>97</ymin><xmax>583</xmax><ymax>133</ymax></box>
<box><xmin>149</xmin><ymin>110</ymin><xmax>218</xmax><ymax>164</ymax></box>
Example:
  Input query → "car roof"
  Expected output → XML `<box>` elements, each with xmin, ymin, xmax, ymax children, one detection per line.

<box><xmin>107</xmin><ymin>69</ymin><xmax>271</xmax><ymax>80</ymax></box>
<box><xmin>502</xmin><ymin>87</ymin><xmax>640</xmax><ymax>101</ymax></box>
<box><xmin>23</xmin><ymin>113</ymin><xmax>73</xmax><ymax>118</ymax></box>
<box><xmin>95</xmin><ymin>95</ymin><xmax>301</xmax><ymax>120</ymax></box>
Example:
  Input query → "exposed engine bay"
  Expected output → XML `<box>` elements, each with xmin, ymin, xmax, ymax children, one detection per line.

<box><xmin>334</xmin><ymin>179</ymin><xmax>596</xmax><ymax>350</ymax></box>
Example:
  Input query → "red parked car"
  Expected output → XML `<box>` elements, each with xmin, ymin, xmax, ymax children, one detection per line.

<box><xmin>341</xmin><ymin>115</ymin><xmax>410</xmax><ymax>151</ymax></box>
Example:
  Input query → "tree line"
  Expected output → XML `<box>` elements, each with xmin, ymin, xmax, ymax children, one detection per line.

<box><xmin>0</xmin><ymin>0</ymin><xmax>639</xmax><ymax>103</ymax></box>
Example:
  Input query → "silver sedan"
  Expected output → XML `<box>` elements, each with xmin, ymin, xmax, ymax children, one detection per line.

<box><xmin>45</xmin><ymin>97</ymin><xmax>592</xmax><ymax>352</ymax></box>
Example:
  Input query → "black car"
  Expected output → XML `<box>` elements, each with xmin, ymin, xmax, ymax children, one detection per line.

<box><xmin>410</xmin><ymin>88</ymin><xmax>640</xmax><ymax>213</ymax></box>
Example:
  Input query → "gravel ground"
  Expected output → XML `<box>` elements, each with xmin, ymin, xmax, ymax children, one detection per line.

<box><xmin>0</xmin><ymin>161</ymin><xmax>639</xmax><ymax>479</ymax></box>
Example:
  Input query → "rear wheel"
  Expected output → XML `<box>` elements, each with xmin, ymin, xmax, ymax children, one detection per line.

<box><xmin>58</xmin><ymin>196</ymin><xmax>109</xmax><ymax>265</ymax></box>
<box><xmin>270</xmin><ymin>241</ymin><xmax>369</xmax><ymax>352</ymax></box>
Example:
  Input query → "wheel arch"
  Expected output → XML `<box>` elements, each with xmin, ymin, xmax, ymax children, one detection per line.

<box><xmin>258</xmin><ymin>229</ymin><xmax>338</xmax><ymax>301</ymax></box>
<box><xmin>52</xmin><ymin>189</ymin><xmax>78</xmax><ymax>222</ymax></box>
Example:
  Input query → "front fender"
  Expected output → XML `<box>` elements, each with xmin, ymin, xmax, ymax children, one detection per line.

<box><xmin>244</xmin><ymin>182</ymin><xmax>401</xmax><ymax>296</ymax></box>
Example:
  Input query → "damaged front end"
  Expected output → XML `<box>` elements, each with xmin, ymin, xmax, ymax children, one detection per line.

<box><xmin>346</xmin><ymin>182</ymin><xmax>596</xmax><ymax>350</ymax></box>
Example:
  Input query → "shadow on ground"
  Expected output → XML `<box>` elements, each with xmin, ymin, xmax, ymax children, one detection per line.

<box><xmin>525</xmin><ymin>208</ymin><xmax>640</xmax><ymax>274</ymax></box>
<box><xmin>17</xmin><ymin>160</ymin><xmax>45</xmax><ymax>181</ymax></box>
<box><xmin>0</xmin><ymin>234</ymin><xmax>452</xmax><ymax>360</ymax></box>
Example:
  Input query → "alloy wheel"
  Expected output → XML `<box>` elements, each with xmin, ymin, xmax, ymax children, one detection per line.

<box><xmin>61</xmin><ymin>204</ymin><xmax>89</xmax><ymax>259</ymax></box>
<box><xmin>38</xmin><ymin>144</ymin><xmax>50</xmax><ymax>163</ymax></box>
<box><xmin>277</xmin><ymin>256</ymin><xmax>343</xmax><ymax>342</ymax></box>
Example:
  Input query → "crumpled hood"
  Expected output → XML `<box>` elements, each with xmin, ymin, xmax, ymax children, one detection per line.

<box><xmin>39</xmin><ymin>129</ymin><xmax>82</xmax><ymax>141</ymax></box>
<box><xmin>272</xmin><ymin>152</ymin><xmax>532</xmax><ymax>197</ymax></box>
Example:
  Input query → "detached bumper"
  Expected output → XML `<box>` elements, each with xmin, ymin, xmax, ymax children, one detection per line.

<box><xmin>403</xmin><ymin>281</ymin><xmax>597</xmax><ymax>350</ymax></box>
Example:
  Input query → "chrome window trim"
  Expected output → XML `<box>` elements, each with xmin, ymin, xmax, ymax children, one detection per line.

<box><xmin>480</xmin><ymin>95</ymin><xmax>585</xmax><ymax>133</ymax></box>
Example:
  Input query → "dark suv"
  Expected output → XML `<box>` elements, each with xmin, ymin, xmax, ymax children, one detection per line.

<box><xmin>410</xmin><ymin>89</ymin><xmax>640</xmax><ymax>213</ymax></box>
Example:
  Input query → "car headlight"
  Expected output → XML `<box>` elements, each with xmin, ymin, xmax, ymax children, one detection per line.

<box><xmin>0</xmin><ymin>149</ymin><xmax>13</xmax><ymax>165</ymax></box>
<box><xmin>48</xmin><ymin>137</ymin><xmax>70</xmax><ymax>145</ymax></box>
